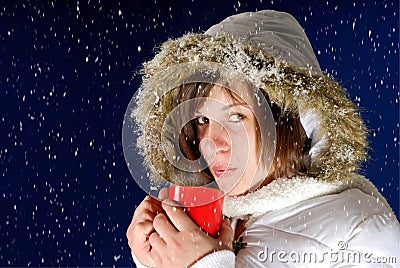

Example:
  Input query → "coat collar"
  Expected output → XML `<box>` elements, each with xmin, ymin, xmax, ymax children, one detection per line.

<box><xmin>223</xmin><ymin>174</ymin><xmax>388</xmax><ymax>222</ymax></box>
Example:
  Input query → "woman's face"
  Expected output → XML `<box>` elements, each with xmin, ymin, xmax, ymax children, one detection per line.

<box><xmin>195</xmin><ymin>86</ymin><xmax>266</xmax><ymax>196</ymax></box>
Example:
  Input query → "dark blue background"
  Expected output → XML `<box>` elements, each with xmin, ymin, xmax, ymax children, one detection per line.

<box><xmin>1</xmin><ymin>0</ymin><xmax>398</xmax><ymax>266</ymax></box>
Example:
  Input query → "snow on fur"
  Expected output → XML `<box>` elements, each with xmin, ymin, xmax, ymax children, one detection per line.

<box><xmin>133</xmin><ymin>33</ymin><xmax>368</xmax><ymax>184</ymax></box>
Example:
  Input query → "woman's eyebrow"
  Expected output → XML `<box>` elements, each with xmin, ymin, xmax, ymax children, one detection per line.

<box><xmin>223</xmin><ymin>103</ymin><xmax>250</xmax><ymax>110</ymax></box>
<box><xmin>195</xmin><ymin>102</ymin><xmax>251</xmax><ymax>114</ymax></box>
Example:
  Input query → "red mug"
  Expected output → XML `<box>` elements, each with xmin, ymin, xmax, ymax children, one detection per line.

<box><xmin>169</xmin><ymin>185</ymin><xmax>224</xmax><ymax>237</ymax></box>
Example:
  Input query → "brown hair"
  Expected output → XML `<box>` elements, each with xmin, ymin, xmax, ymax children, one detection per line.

<box><xmin>176</xmin><ymin>81</ymin><xmax>310</xmax><ymax>182</ymax></box>
<box><xmin>266</xmin><ymin>97</ymin><xmax>310</xmax><ymax>178</ymax></box>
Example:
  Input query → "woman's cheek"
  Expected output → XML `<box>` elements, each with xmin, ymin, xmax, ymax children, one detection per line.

<box><xmin>199</xmin><ymin>138</ymin><xmax>217</xmax><ymax>164</ymax></box>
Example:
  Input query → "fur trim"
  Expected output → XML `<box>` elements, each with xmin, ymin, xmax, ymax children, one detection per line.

<box><xmin>223</xmin><ymin>174</ymin><xmax>393</xmax><ymax>224</ymax></box>
<box><xmin>133</xmin><ymin>33</ymin><xmax>368</xmax><ymax>184</ymax></box>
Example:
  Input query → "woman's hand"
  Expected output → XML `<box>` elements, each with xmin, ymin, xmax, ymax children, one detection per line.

<box><xmin>126</xmin><ymin>195</ymin><xmax>164</xmax><ymax>267</ymax></box>
<box><xmin>148</xmin><ymin>200</ymin><xmax>234</xmax><ymax>268</ymax></box>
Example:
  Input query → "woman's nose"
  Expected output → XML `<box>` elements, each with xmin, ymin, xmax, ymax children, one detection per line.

<box><xmin>199</xmin><ymin>120</ymin><xmax>230</xmax><ymax>154</ymax></box>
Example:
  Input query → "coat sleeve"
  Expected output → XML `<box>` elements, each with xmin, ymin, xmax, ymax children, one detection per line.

<box><xmin>191</xmin><ymin>250</ymin><xmax>235</xmax><ymax>268</ymax></box>
<box><xmin>132</xmin><ymin>249</ymin><xmax>235</xmax><ymax>268</ymax></box>
<box><xmin>342</xmin><ymin>212</ymin><xmax>400</xmax><ymax>267</ymax></box>
<box><xmin>131</xmin><ymin>251</ymin><xmax>152</xmax><ymax>268</ymax></box>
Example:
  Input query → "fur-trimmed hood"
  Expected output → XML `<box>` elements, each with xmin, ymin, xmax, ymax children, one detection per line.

<box><xmin>132</xmin><ymin>10</ymin><xmax>369</xmax><ymax>187</ymax></box>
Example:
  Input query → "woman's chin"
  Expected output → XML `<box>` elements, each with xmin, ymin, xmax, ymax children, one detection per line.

<box><xmin>217</xmin><ymin>181</ymin><xmax>249</xmax><ymax>197</ymax></box>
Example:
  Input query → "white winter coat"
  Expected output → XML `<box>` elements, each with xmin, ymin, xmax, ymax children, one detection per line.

<box><xmin>129</xmin><ymin>9</ymin><xmax>400</xmax><ymax>268</ymax></box>
<box><xmin>133</xmin><ymin>174</ymin><xmax>400</xmax><ymax>267</ymax></box>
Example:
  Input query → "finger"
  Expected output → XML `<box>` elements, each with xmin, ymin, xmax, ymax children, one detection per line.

<box><xmin>153</xmin><ymin>213</ymin><xmax>178</xmax><ymax>242</ymax></box>
<box><xmin>134</xmin><ymin>198</ymin><xmax>161</xmax><ymax>219</ymax></box>
<box><xmin>150</xmin><ymin>239</ymin><xmax>162</xmax><ymax>267</ymax></box>
<box><xmin>127</xmin><ymin>211</ymin><xmax>154</xmax><ymax>239</ymax></box>
<box><xmin>142</xmin><ymin>195</ymin><xmax>164</xmax><ymax>214</ymax></box>
<box><xmin>162</xmin><ymin>200</ymin><xmax>198</xmax><ymax>232</ymax></box>
<box><xmin>158</xmin><ymin>187</ymin><xmax>169</xmax><ymax>200</ymax></box>
<box><xmin>135</xmin><ymin>209</ymin><xmax>158</xmax><ymax>223</ymax></box>
<box><xmin>127</xmin><ymin>221</ymin><xmax>154</xmax><ymax>252</ymax></box>
<box><xmin>134</xmin><ymin>196</ymin><xmax>164</xmax><ymax>222</ymax></box>
<box><xmin>218</xmin><ymin>218</ymin><xmax>234</xmax><ymax>249</ymax></box>
<box><xmin>149</xmin><ymin>231</ymin><xmax>167</xmax><ymax>249</ymax></box>
<box><xmin>134</xmin><ymin>221</ymin><xmax>155</xmax><ymax>238</ymax></box>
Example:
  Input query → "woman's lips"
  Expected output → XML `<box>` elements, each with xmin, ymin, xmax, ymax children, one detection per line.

<box><xmin>212</xmin><ymin>166</ymin><xmax>237</xmax><ymax>178</ymax></box>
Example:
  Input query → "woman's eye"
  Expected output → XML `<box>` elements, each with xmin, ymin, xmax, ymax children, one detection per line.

<box><xmin>196</xmin><ymin>116</ymin><xmax>209</xmax><ymax>125</ymax></box>
<box><xmin>229</xmin><ymin>113</ymin><xmax>244</xmax><ymax>122</ymax></box>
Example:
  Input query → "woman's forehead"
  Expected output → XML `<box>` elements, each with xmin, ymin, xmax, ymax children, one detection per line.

<box><xmin>197</xmin><ymin>87</ymin><xmax>253</xmax><ymax>114</ymax></box>
<box><xmin>207</xmin><ymin>84</ymin><xmax>248</xmax><ymax>103</ymax></box>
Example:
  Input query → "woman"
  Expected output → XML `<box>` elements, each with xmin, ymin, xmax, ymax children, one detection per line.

<box><xmin>126</xmin><ymin>10</ymin><xmax>400</xmax><ymax>267</ymax></box>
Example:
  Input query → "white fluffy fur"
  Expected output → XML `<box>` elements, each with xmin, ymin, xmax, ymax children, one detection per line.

<box><xmin>223</xmin><ymin>174</ymin><xmax>389</xmax><ymax>221</ymax></box>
